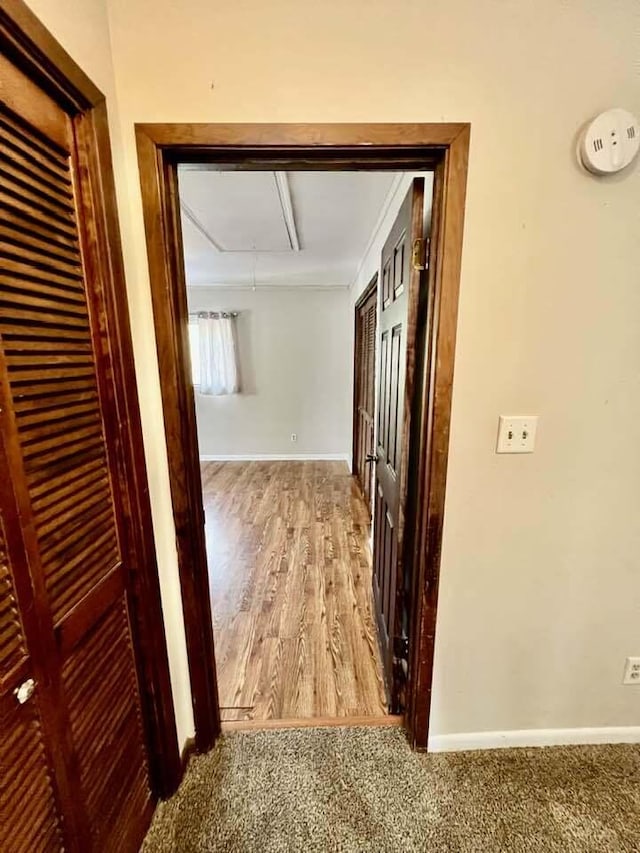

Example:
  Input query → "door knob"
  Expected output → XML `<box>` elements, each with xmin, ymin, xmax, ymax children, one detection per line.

<box><xmin>365</xmin><ymin>454</ymin><xmax>378</xmax><ymax>463</ymax></box>
<box><xmin>14</xmin><ymin>678</ymin><xmax>35</xmax><ymax>705</ymax></box>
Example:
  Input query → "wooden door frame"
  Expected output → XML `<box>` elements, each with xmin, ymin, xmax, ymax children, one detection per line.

<box><xmin>351</xmin><ymin>272</ymin><xmax>378</xmax><ymax>494</ymax></box>
<box><xmin>0</xmin><ymin>0</ymin><xmax>182</xmax><ymax>797</ymax></box>
<box><xmin>135</xmin><ymin>122</ymin><xmax>470</xmax><ymax>751</ymax></box>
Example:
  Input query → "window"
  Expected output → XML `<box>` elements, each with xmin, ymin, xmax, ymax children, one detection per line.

<box><xmin>188</xmin><ymin>314</ymin><xmax>240</xmax><ymax>395</ymax></box>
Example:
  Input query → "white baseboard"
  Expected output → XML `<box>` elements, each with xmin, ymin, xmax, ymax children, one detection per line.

<box><xmin>199</xmin><ymin>453</ymin><xmax>351</xmax><ymax>465</ymax></box>
<box><xmin>427</xmin><ymin>726</ymin><xmax>640</xmax><ymax>752</ymax></box>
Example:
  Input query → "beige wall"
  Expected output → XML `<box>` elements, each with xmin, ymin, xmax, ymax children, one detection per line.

<box><xmin>188</xmin><ymin>288</ymin><xmax>352</xmax><ymax>458</ymax></box>
<box><xmin>24</xmin><ymin>0</ymin><xmax>640</xmax><ymax>743</ymax></box>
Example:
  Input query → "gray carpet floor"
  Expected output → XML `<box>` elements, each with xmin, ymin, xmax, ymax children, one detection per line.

<box><xmin>142</xmin><ymin>726</ymin><xmax>640</xmax><ymax>852</ymax></box>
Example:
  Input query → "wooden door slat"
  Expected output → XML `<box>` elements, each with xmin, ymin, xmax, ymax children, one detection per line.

<box><xmin>0</xmin><ymin>219</ymin><xmax>81</xmax><ymax>268</ymax></box>
<box><xmin>21</xmin><ymin>420</ymin><xmax>102</xmax><ymax>457</ymax></box>
<box><xmin>0</xmin><ymin>138</ymin><xmax>72</xmax><ymax>196</ymax></box>
<box><xmin>7</xmin><ymin>353</ymin><xmax>95</xmax><ymax>368</ymax></box>
<box><xmin>18</xmin><ymin>403</ymin><xmax>99</xmax><ymax>442</ymax></box>
<box><xmin>50</xmin><ymin>554</ymin><xmax>119</xmax><ymax>627</ymax></box>
<box><xmin>0</xmin><ymin>305</ymin><xmax>89</xmax><ymax>331</ymax></box>
<box><xmin>0</xmin><ymin>105</ymin><xmax>69</xmax><ymax>170</ymax></box>
<box><xmin>0</xmin><ymin>189</ymin><xmax>77</xmax><ymax>241</ymax></box>
<box><xmin>0</xmin><ymin>207</ymin><xmax>78</xmax><ymax>253</ymax></box>
<box><xmin>0</xmin><ymin>175</ymin><xmax>76</xmax><ymax>231</ymax></box>
<box><xmin>0</xmin><ymin>287</ymin><xmax>88</xmax><ymax>317</ymax></box>
<box><xmin>40</xmin><ymin>507</ymin><xmax>115</xmax><ymax>574</ymax></box>
<box><xmin>3</xmin><ymin>338</ymin><xmax>93</xmax><ymax>355</ymax></box>
<box><xmin>0</xmin><ymin>159</ymin><xmax>75</xmax><ymax>214</ymax></box>
<box><xmin>44</xmin><ymin>531</ymin><xmax>117</xmax><ymax>607</ymax></box>
<box><xmin>29</xmin><ymin>456</ymin><xmax>104</xmax><ymax>506</ymax></box>
<box><xmin>0</xmin><ymin>322</ymin><xmax>91</xmax><ymax>344</ymax></box>
<box><xmin>1</xmin><ymin>257</ymin><xmax>86</xmax><ymax>295</ymax></box>
<box><xmin>38</xmin><ymin>486</ymin><xmax>112</xmax><ymax>544</ymax></box>
<box><xmin>9</xmin><ymin>367</ymin><xmax>96</xmax><ymax>388</ymax></box>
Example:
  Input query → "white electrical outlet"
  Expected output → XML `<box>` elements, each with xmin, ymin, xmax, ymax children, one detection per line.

<box><xmin>623</xmin><ymin>657</ymin><xmax>640</xmax><ymax>685</ymax></box>
<box><xmin>496</xmin><ymin>415</ymin><xmax>538</xmax><ymax>454</ymax></box>
<box><xmin>291</xmin><ymin>433</ymin><xmax>297</xmax><ymax>443</ymax></box>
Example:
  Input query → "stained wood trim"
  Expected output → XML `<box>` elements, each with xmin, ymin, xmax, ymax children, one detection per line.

<box><xmin>136</xmin><ymin>127</ymin><xmax>221</xmax><ymax>753</ymax></box>
<box><xmin>405</xmin><ymin>126</ymin><xmax>471</xmax><ymax>748</ymax></box>
<box><xmin>76</xmin><ymin>103</ymin><xmax>181</xmax><ymax>796</ymax></box>
<box><xmin>0</xmin><ymin>0</ymin><xmax>181</xmax><ymax>797</ymax></box>
<box><xmin>0</xmin><ymin>0</ymin><xmax>101</xmax><ymax>110</ymax></box>
<box><xmin>134</xmin><ymin>122</ymin><xmax>470</xmax><ymax>753</ymax></box>
<box><xmin>137</xmin><ymin>122</ymin><xmax>467</xmax><ymax>148</ymax></box>
<box><xmin>221</xmin><ymin>715</ymin><xmax>404</xmax><ymax>733</ymax></box>
<box><xmin>354</xmin><ymin>273</ymin><xmax>380</xmax><ymax>309</ymax></box>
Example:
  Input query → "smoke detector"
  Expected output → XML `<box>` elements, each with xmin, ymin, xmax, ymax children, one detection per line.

<box><xmin>579</xmin><ymin>108</ymin><xmax>640</xmax><ymax>175</ymax></box>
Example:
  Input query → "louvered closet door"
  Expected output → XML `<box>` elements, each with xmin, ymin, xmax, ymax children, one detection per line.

<box><xmin>354</xmin><ymin>283</ymin><xmax>377</xmax><ymax>515</ymax></box>
<box><xmin>0</xmin><ymin>501</ymin><xmax>65</xmax><ymax>852</ymax></box>
<box><xmin>0</xmin><ymin>52</ymin><xmax>152</xmax><ymax>852</ymax></box>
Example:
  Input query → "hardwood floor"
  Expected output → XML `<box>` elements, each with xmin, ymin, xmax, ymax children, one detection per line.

<box><xmin>202</xmin><ymin>460</ymin><xmax>388</xmax><ymax>722</ymax></box>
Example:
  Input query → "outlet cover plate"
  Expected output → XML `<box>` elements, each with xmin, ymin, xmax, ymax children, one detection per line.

<box><xmin>496</xmin><ymin>415</ymin><xmax>538</xmax><ymax>454</ymax></box>
<box><xmin>623</xmin><ymin>657</ymin><xmax>640</xmax><ymax>685</ymax></box>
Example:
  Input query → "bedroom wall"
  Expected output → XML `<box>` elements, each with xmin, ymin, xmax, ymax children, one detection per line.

<box><xmin>188</xmin><ymin>287</ymin><xmax>352</xmax><ymax>460</ymax></box>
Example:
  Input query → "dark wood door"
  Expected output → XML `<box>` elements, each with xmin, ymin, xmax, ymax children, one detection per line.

<box><xmin>0</xmin><ymin>441</ymin><xmax>68</xmax><ymax>851</ymax></box>
<box><xmin>353</xmin><ymin>278</ymin><xmax>377</xmax><ymax>514</ymax></box>
<box><xmin>372</xmin><ymin>179</ymin><xmax>425</xmax><ymax>712</ymax></box>
<box><xmin>0</xmin><ymin>50</ymin><xmax>152</xmax><ymax>852</ymax></box>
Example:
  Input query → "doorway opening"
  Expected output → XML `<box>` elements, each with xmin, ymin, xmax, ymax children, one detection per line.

<box><xmin>135</xmin><ymin>124</ymin><xmax>470</xmax><ymax>753</ymax></box>
<box><xmin>178</xmin><ymin>168</ymin><xmax>433</xmax><ymax>725</ymax></box>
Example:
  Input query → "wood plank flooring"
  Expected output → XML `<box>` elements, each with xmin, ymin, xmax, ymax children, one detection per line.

<box><xmin>202</xmin><ymin>460</ymin><xmax>388</xmax><ymax>722</ymax></box>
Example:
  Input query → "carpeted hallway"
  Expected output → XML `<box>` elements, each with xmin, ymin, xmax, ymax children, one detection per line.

<box><xmin>142</xmin><ymin>726</ymin><xmax>640</xmax><ymax>852</ymax></box>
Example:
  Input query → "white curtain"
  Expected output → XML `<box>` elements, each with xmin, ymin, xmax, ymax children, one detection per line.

<box><xmin>197</xmin><ymin>315</ymin><xmax>240</xmax><ymax>395</ymax></box>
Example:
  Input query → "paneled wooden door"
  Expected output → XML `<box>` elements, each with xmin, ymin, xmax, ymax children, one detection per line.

<box><xmin>372</xmin><ymin>179</ymin><xmax>426</xmax><ymax>713</ymax></box>
<box><xmin>352</xmin><ymin>277</ymin><xmax>377</xmax><ymax>515</ymax></box>
<box><xmin>0</xmin><ymin>44</ymin><xmax>153</xmax><ymax>853</ymax></box>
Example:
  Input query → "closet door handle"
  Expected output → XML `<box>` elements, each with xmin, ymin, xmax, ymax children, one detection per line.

<box><xmin>14</xmin><ymin>678</ymin><xmax>35</xmax><ymax>705</ymax></box>
<box><xmin>365</xmin><ymin>454</ymin><xmax>378</xmax><ymax>464</ymax></box>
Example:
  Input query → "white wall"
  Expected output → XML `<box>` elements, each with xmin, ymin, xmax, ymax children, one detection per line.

<box><xmin>188</xmin><ymin>288</ymin><xmax>351</xmax><ymax>458</ymax></box>
<box><xmin>26</xmin><ymin>0</ymin><xmax>640</xmax><ymax>745</ymax></box>
<box><xmin>23</xmin><ymin>0</ymin><xmax>195</xmax><ymax>748</ymax></box>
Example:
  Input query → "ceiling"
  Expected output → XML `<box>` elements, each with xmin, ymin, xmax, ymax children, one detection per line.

<box><xmin>178</xmin><ymin>168</ymin><xmax>399</xmax><ymax>288</ymax></box>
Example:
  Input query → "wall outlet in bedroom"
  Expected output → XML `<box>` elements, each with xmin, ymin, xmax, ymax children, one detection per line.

<box><xmin>291</xmin><ymin>433</ymin><xmax>297</xmax><ymax>442</ymax></box>
<box><xmin>623</xmin><ymin>657</ymin><xmax>640</xmax><ymax>685</ymax></box>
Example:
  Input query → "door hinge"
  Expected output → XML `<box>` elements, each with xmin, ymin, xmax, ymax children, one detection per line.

<box><xmin>412</xmin><ymin>237</ymin><xmax>429</xmax><ymax>271</ymax></box>
<box><xmin>411</xmin><ymin>237</ymin><xmax>429</xmax><ymax>270</ymax></box>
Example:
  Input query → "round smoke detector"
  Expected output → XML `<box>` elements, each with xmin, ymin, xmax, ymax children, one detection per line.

<box><xmin>579</xmin><ymin>108</ymin><xmax>640</xmax><ymax>175</ymax></box>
